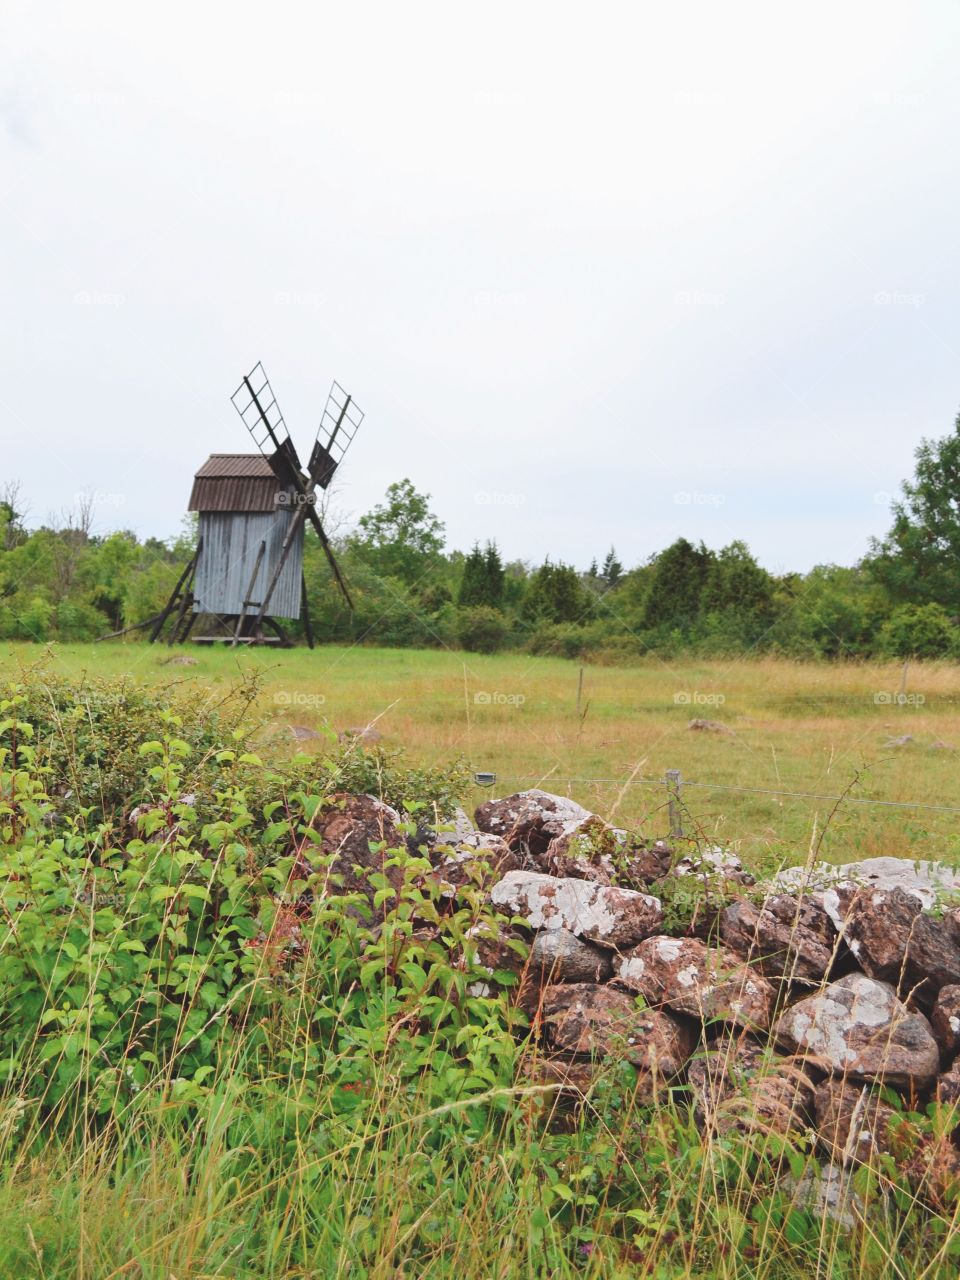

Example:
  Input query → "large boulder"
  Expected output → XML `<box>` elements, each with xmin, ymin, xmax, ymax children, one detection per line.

<box><xmin>773</xmin><ymin>856</ymin><xmax>960</xmax><ymax>910</ymax></box>
<box><xmin>773</xmin><ymin>973</ymin><xmax>939</xmax><ymax>1090</ymax></box>
<box><xmin>490</xmin><ymin>870</ymin><xmax>663</xmax><ymax>950</ymax></box>
<box><xmin>310</xmin><ymin>792</ymin><xmax>405</xmax><ymax>911</ymax></box>
<box><xmin>720</xmin><ymin>893</ymin><xmax>838</xmax><ymax>982</ymax></box>
<box><xmin>475</xmin><ymin>790</ymin><xmax>594</xmax><ymax>854</ymax></box>
<box><xmin>539</xmin><ymin>983</ymin><xmax>694</xmax><ymax>1093</ymax></box>
<box><xmin>686</xmin><ymin>1033</ymin><xmax>816</xmax><ymax>1135</ymax></box>
<box><xmin>839</xmin><ymin>887</ymin><xmax>960</xmax><ymax>1002</ymax></box>
<box><xmin>615</xmin><ymin>935</ymin><xmax>775</xmax><ymax>1031</ymax></box>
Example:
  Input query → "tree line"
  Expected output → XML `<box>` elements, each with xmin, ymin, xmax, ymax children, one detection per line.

<box><xmin>2</xmin><ymin>410</ymin><xmax>960</xmax><ymax>660</ymax></box>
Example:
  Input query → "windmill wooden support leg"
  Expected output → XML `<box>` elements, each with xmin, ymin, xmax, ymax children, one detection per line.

<box><xmin>231</xmin><ymin>539</ymin><xmax>268</xmax><ymax>648</ymax></box>
<box><xmin>150</xmin><ymin>541</ymin><xmax>201</xmax><ymax>643</ymax></box>
<box><xmin>166</xmin><ymin>548</ymin><xmax>202</xmax><ymax>647</ymax></box>
<box><xmin>300</xmin><ymin>572</ymin><xmax>315</xmax><ymax>649</ymax></box>
<box><xmin>178</xmin><ymin>609</ymin><xmax>199</xmax><ymax>644</ymax></box>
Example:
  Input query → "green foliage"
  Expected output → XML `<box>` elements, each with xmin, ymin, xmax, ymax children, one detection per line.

<box><xmin>458</xmin><ymin>541</ymin><xmax>505</xmax><ymax>609</ymax></box>
<box><xmin>457</xmin><ymin>605</ymin><xmax>510</xmax><ymax>654</ymax></box>
<box><xmin>870</xmin><ymin>410</ymin><xmax>960</xmax><ymax>608</ymax></box>
<box><xmin>642</xmin><ymin>538</ymin><xmax>712</xmax><ymax>630</ymax></box>
<box><xmin>352</xmin><ymin>478</ymin><xmax>446</xmax><ymax>586</ymax></box>
<box><xmin>878</xmin><ymin>602</ymin><xmax>957</xmax><ymax>659</ymax></box>
<box><xmin>524</xmin><ymin>560</ymin><xmax>587</xmax><ymax>624</ymax></box>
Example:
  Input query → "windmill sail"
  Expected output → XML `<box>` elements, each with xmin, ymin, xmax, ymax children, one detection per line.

<box><xmin>231</xmin><ymin>362</ymin><xmax>302</xmax><ymax>488</ymax></box>
<box><xmin>309</xmin><ymin>381</ymin><xmax>363</xmax><ymax>488</ymax></box>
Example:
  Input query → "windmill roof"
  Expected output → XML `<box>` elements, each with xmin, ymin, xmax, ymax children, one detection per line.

<box><xmin>189</xmin><ymin>453</ymin><xmax>282</xmax><ymax>513</ymax></box>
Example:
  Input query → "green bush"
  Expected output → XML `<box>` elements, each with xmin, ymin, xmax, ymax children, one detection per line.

<box><xmin>457</xmin><ymin>605</ymin><xmax>509</xmax><ymax>654</ymax></box>
<box><xmin>878</xmin><ymin>602</ymin><xmax>957</xmax><ymax>659</ymax></box>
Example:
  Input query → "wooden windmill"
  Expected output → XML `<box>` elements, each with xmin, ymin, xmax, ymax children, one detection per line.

<box><xmin>151</xmin><ymin>363</ymin><xmax>363</xmax><ymax>647</ymax></box>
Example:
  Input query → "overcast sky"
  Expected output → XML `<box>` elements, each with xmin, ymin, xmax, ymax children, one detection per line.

<box><xmin>3</xmin><ymin>1</ymin><xmax>959</xmax><ymax>574</ymax></box>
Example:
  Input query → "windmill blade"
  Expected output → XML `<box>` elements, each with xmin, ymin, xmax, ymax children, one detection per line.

<box><xmin>231</xmin><ymin>362</ymin><xmax>303</xmax><ymax>486</ymax></box>
<box><xmin>305</xmin><ymin>505</ymin><xmax>353</xmax><ymax>609</ymax></box>
<box><xmin>309</xmin><ymin>381</ymin><xmax>364</xmax><ymax>489</ymax></box>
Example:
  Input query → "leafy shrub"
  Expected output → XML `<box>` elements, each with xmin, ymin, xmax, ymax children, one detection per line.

<box><xmin>457</xmin><ymin>605</ymin><xmax>509</xmax><ymax>654</ymax></box>
<box><xmin>878</xmin><ymin>602</ymin><xmax>957</xmax><ymax>659</ymax></box>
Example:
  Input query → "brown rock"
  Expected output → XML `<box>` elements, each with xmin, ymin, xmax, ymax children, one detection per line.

<box><xmin>687</xmin><ymin>1033</ymin><xmax>816</xmax><ymax>1135</ymax></box>
<box><xmin>843</xmin><ymin>887</ymin><xmax>960</xmax><ymax>1001</ymax></box>
<box><xmin>931</xmin><ymin>985</ymin><xmax>960</xmax><ymax>1059</ymax></box>
<box><xmin>309</xmin><ymin>792</ymin><xmax>404</xmax><ymax>912</ymax></box>
<box><xmin>616</xmin><ymin>935</ymin><xmax>775</xmax><ymax>1030</ymax></box>
<box><xmin>490</xmin><ymin>870</ymin><xmax>663</xmax><ymax>950</ymax></box>
<box><xmin>475</xmin><ymin>790</ymin><xmax>594</xmax><ymax>855</ymax></box>
<box><xmin>774</xmin><ymin>973</ymin><xmax>940</xmax><ymax>1090</ymax></box>
<box><xmin>540</xmin><ymin>983</ymin><xmax>694</xmax><ymax>1091</ymax></box>
<box><xmin>814</xmin><ymin>1078</ymin><xmax>899</xmax><ymax>1166</ymax></box>
<box><xmin>529</xmin><ymin>928</ymin><xmax>612</xmax><ymax>984</ymax></box>
<box><xmin>720</xmin><ymin>893</ymin><xmax>838</xmax><ymax>982</ymax></box>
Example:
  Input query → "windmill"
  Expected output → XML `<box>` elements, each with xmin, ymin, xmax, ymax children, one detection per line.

<box><xmin>148</xmin><ymin>363</ymin><xmax>363</xmax><ymax>647</ymax></box>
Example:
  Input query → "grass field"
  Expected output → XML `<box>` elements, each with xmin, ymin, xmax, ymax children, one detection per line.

<box><xmin>3</xmin><ymin>641</ymin><xmax>960</xmax><ymax>871</ymax></box>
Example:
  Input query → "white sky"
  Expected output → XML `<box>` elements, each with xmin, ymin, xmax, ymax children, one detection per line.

<box><xmin>3</xmin><ymin>0</ymin><xmax>959</xmax><ymax>573</ymax></box>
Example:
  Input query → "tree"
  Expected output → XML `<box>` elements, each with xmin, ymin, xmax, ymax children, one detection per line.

<box><xmin>600</xmin><ymin>547</ymin><xmax>624</xmax><ymax>589</ymax></box>
<box><xmin>702</xmin><ymin>541</ymin><xmax>774</xmax><ymax>621</ymax></box>
<box><xmin>458</xmin><ymin>540</ymin><xmax>505</xmax><ymax>608</ymax></box>
<box><xmin>641</xmin><ymin>538</ymin><xmax>712</xmax><ymax>631</ymax></box>
<box><xmin>524</xmin><ymin>560</ymin><xmax>586</xmax><ymax>623</ymax></box>
<box><xmin>869</xmin><ymin>411</ymin><xmax>960</xmax><ymax>609</ymax></box>
<box><xmin>353</xmin><ymin>478</ymin><xmax>446</xmax><ymax>586</ymax></box>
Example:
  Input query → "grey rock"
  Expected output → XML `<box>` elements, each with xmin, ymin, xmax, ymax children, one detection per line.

<box><xmin>490</xmin><ymin>870</ymin><xmax>663</xmax><ymax>950</ymax></box>
<box><xmin>774</xmin><ymin>973</ymin><xmax>939</xmax><ymax>1090</ymax></box>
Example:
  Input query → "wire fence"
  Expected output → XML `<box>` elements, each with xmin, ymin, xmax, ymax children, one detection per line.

<box><xmin>484</xmin><ymin>771</ymin><xmax>960</xmax><ymax>818</ymax></box>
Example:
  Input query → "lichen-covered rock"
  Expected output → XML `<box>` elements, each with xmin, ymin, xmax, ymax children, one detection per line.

<box><xmin>541</xmin><ymin>819</ymin><xmax>672</xmax><ymax>887</ymax></box>
<box><xmin>615</xmin><ymin>936</ymin><xmax>775</xmax><ymax>1030</ymax></box>
<box><xmin>931</xmin><ymin>985</ymin><xmax>960</xmax><ymax>1059</ymax></box>
<box><xmin>529</xmin><ymin>928</ymin><xmax>612</xmax><ymax>984</ymax></box>
<box><xmin>841</xmin><ymin>887</ymin><xmax>960</xmax><ymax>1001</ymax></box>
<box><xmin>774</xmin><ymin>857</ymin><xmax>960</xmax><ymax>910</ymax></box>
<box><xmin>720</xmin><ymin>893</ymin><xmax>838</xmax><ymax>982</ymax></box>
<box><xmin>540</xmin><ymin>984</ymin><xmax>694</xmax><ymax>1091</ymax></box>
<box><xmin>490</xmin><ymin>870</ymin><xmax>663</xmax><ymax>949</ymax></box>
<box><xmin>475</xmin><ymin>790</ymin><xmax>594</xmax><ymax>854</ymax></box>
<box><xmin>686</xmin><ymin>1033</ymin><xmax>816</xmax><ymax>1135</ymax></box>
<box><xmin>310</xmin><ymin>792</ymin><xmax>404</xmax><ymax>910</ymax></box>
<box><xmin>774</xmin><ymin>973</ymin><xmax>939</xmax><ymax>1090</ymax></box>
<box><xmin>814</xmin><ymin>1078</ymin><xmax>900</xmax><ymax>1166</ymax></box>
<box><xmin>672</xmin><ymin>846</ymin><xmax>747</xmax><ymax>880</ymax></box>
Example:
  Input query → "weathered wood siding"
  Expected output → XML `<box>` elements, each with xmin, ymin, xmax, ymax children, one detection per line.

<box><xmin>193</xmin><ymin>510</ymin><xmax>303</xmax><ymax>618</ymax></box>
